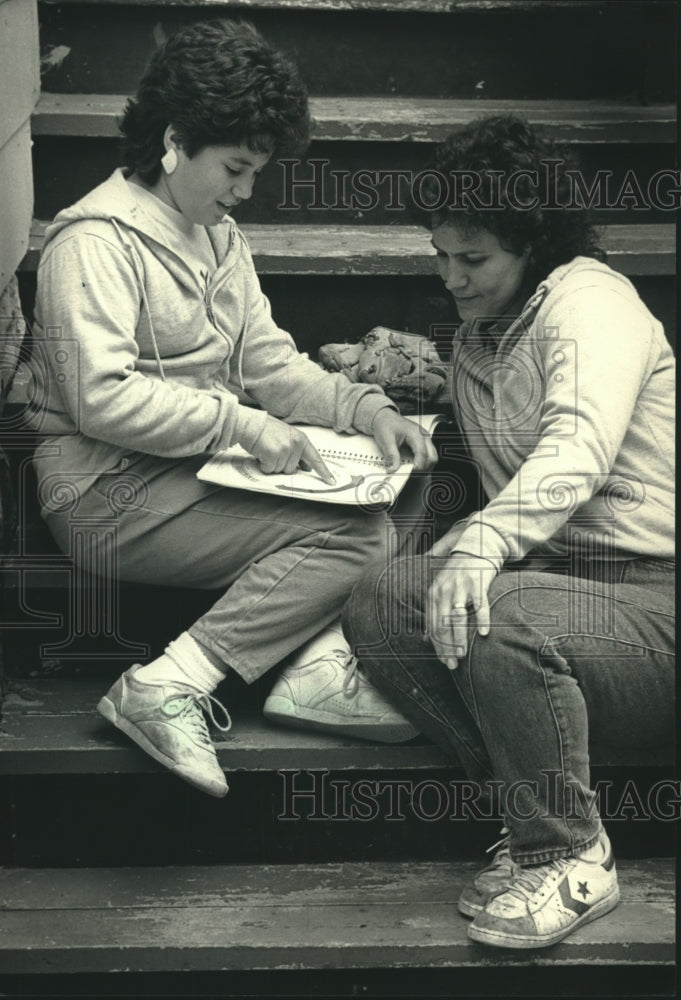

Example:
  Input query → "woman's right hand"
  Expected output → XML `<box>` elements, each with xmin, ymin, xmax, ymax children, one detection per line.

<box><xmin>250</xmin><ymin>416</ymin><xmax>336</xmax><ymax>484</ymax></box>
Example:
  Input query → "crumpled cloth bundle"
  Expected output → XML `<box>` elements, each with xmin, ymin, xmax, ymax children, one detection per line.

<box><xmin>318</xmin><ymin>326</ymin><xmax>450</xmax><ymax>413</ymax></box>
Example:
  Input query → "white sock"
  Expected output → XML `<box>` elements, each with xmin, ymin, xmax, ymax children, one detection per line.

<box><xmin>134</xmin><ymin>632</ymin><xmax>226</xmax><ymax>693</ymax></box>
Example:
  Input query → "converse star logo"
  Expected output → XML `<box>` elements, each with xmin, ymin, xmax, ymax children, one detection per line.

<box><xmin>577</xmin><ymin>881</ymin><xmax>591</xmax><ymax>899</ymax></box>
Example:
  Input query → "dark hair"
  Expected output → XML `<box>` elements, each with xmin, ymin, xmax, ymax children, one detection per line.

<box><xmin>416</xmin><ymin>114</ymin><xmax>606</xmax><ymax>282</ymax></box>
<box><xmin>120</xmin><ymin>19</ymin><xmax>311</xmax><ymax>184</ymax></box>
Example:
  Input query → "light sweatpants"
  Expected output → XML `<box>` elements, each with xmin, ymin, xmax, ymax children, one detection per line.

<box><xmin>40</xmin><ymin>451</ymin><xmax>394</xmax><ymax>681</ymax></box>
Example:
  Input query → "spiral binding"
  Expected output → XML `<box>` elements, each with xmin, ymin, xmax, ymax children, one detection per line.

<box><xmin>318</xmin><ymin>448</ymin><xmax>385</xmax><ymax>468</ymax></box>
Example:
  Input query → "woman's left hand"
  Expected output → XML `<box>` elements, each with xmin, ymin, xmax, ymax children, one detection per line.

<box><xmin>427</xmin><ymin>551</ymin><xmax>498</xmax><ymax>670</ymax></box>
<box><xmin>372</xmin><ymin>408</ymin><xmax>438</xmax><ymax>472</ymax></box>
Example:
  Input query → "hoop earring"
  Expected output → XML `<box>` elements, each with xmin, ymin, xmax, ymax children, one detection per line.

<box><xmin>161</xmin><ymin>148</ymin><xmax>178</xmax><ymax>175</ymax></box>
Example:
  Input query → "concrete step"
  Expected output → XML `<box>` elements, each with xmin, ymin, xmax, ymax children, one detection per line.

<box><xmin>0</xmin><ymin>859</ymin><xmax>674</xmax><ymax>975</ymax></box>
<box><xmin>35</xmin><ymin>0</ymin><xmax>654</xmax><ymax>10</ymax></box>
<box><xmin>0</xmin><ymin>676</ymin><xmax>674</xmax><ymax>777</ymax></box>
<box><xmin>32</xmin><ymin>94</ymin><xmax>677</xmax><ymax>144</ymax></box>
<box><xmin>36</xmin><ymin>1</ymin><xmax>673</xmax><ymax>103</ymax></box>
<box><xmin>21</xmin><ymin>221</ymin><xmax>676</xmax><ymax>276</ymax></box>
<box><xmin>30</xmin><ymin>95</ymin><xmax>676</xmax><ymax>223</ymax></box>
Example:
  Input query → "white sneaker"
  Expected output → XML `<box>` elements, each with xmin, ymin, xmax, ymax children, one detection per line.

<box><xmin>263</xmin><ymin>625</ymin><xmax>418</xmax><ymax>744</ymax></box>
<box><xmin>468</xmin><ymin>831</ymin><xmax>620</xmax><ymax>949</ymax></box>
<box><xmin>458</xmin><ymin>826</ymin><xmax>521</xmax><ymax>917</ymax></box>
<box><xmin>97</xmin><ymin>665</ymin><xmax>231</xmax><ymax>797</ymax></box>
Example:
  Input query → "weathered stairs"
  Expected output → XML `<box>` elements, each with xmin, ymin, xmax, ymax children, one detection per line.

<box><xmin>0</xmin><ymin>672</ymin><xmax>676</xmax><ymax>994</ymax></box>
<box><xmin>1</xmin><ymin>0</ymin><xmax>677</xmax><ymax>994</ymax></box>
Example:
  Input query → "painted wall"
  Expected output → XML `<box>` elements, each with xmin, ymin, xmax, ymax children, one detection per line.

<box><xmin>0</xmin><ymin>0</ymin><xmax>39</xmax><ymax>293</ymax></box>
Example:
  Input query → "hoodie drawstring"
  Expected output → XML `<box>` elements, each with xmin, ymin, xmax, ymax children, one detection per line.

<box><xmin>236</xmin><ymin>331</ymin><xmax>246</xmax><ymax>391</ymax></box>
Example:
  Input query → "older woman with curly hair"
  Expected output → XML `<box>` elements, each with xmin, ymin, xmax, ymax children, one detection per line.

<box><xmin>28</xmin><ymin>19</ymin><xmax>435</xmax><ymax>798</ymax></box>
<box><xmin>344</xmin><ymin>114</ymin><xmax>675</xmax><ymax>948</ymax></box>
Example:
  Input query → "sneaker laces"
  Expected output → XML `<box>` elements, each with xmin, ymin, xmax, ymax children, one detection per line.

<box><xmin>485</xmin><ymin>825</ymin><xmax>510</xmax><ymax>857</ymax></box>
<box><xmin>295</xmin><ymin>648</ymin><xmax>367</xmax><ymax>698</ymax></box>
<box><xmin>340</xmin><ymin>652</ymin><xmax>363</xmax><ymax>697</ymax></box>
<box><xmin>481</xmin><ymin>825</ymin><xmax>513</xmax><ymax>872</ymax></box>
<box><xmin>503</xmin><ymin>856</ymin><xmax>573</xmax><ymax>903</ymax></box>
<box><xmin>163</xmin><ymin>692</ymin><xmax>232</xmax><ymax>749</ymax></box>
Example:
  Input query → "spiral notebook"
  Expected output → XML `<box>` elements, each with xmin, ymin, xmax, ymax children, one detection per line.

<box><xmin>196</xmin><ymin>413</ymin><xmax>443</xmax><ymax>506</ymax></box>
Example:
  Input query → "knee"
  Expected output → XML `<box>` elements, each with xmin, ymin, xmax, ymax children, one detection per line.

<box><xmin>343</xmin><ymin>554</ymin><xmax>427</xmax><ymax>650</ymax></box>
<box><xmin>466</xmin><ymin>574</ymin><xmax>533</xmax><ymax>680</ymax></box>
<box><xmin>466</xmin><ymin>572</ymin><xmax>564</xmax><ymax>697</ymax></box>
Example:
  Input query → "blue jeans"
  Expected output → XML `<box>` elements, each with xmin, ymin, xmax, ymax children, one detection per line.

<box><xmin>343</xmin><ymin>554</ymin><xmax>675</xmax><ymax>863</ymax></box>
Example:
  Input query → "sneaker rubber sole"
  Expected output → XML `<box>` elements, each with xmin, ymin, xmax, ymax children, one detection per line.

<box><xmin>97</xmin><ymin>694</ymin><xmax>228</xmax><ymax>798</ymax></box>
<box><xmin>467</xmin><ymin>883</ymin><xmax>620</xmax><ymax>949</ymax></box>
<box><xmin>263</xmin><ymin>695</ymin><xmax>418</xmax><ymax>744</ymax></box>
<box><xmin>458</xmin><ymin>895</ymin><xmax>486</xmax><ymax>918</ymax></box>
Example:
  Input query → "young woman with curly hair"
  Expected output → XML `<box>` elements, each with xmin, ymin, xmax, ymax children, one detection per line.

<box><xmin>344</xmin><ymin>114</ymin><xmax>675</xmax><ymax>948</ymax></box>
<box><xmin>28</xmin><ymin>19</ymin><xmax>436</xmax><ymax>797</ymax></box>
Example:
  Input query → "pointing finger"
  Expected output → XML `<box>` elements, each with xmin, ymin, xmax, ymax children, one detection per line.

<box><xmin>300</xmin><ymin>441</ymin><xmax>336</xmax><ymax>485</ymax></box>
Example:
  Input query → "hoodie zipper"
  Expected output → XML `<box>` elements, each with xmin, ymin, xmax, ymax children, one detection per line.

<box><xmin>205</xmin><ymin>232</ymin><xmax>252</xmax><ymax>389</ymax></box>
<box><xmin>132</xmin><ymin>218</ymin><xmax>240</xmax><ymax>340</ymax></box>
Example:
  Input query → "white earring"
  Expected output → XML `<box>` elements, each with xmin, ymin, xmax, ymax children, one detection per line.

<box><xmin>161</xmin><ymin>148</ymin><xmax>178</xmax><ymax>175</ymax></box>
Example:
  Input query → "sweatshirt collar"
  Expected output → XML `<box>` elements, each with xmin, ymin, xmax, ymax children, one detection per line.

<box><xmin>455</xmin><ymin>256</ymin><xmax>616</xmax><ymax>347</ymax></box>
<box><xmin>44</xmin><ymin>167</ymin><xmax>236</xmax><ymax>262</ymax></box>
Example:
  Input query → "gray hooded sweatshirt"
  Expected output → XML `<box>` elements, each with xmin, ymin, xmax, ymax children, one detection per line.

<box><xmin>448</xmin><ymin>257</ymin><xmax>675</xmax><ymax>569</ymax></box>
<box><xmin>28</xmin><ymin>168</ymin><xmax>394</xmax><ymax>494</ymax></box>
